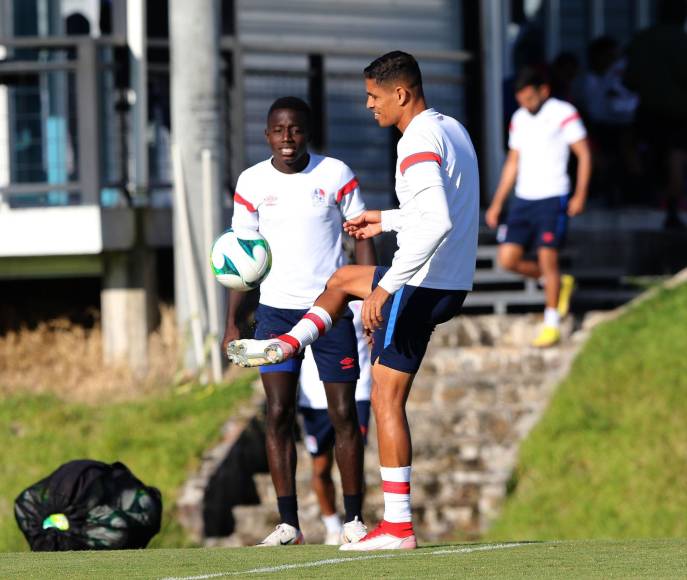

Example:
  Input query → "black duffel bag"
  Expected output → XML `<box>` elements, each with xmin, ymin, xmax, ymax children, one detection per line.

<box><xmin>14</xmin><ymin>459</ymin><xmax>162</xmax><ymax>551</ymax></box>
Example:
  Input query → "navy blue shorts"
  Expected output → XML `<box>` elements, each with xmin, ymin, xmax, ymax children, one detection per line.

<box><xmin>500</xmin><ymin>195</ymin><xmax>569</xmax><ymax>250</ymax></box>
<box><xmin>299</xmin><ymin>401</ymin><xmax>371</xmax><ymax>456</ymax></box>
<box><xmin>370</xmin><ymin>267</ymin><xmax>467</xmax><ymax>374</ymax></box>
<box><xmin>254</xmin><ymin>303</ymin><xmax>359</xmax><ymax>382</ymax></box>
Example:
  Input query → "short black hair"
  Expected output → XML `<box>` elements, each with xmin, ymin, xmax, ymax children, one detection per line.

<box><xmin>514</xmin><ymin>67</ymin><xmax>549</xmax><ymax>92</ymax></box>
<box><xmin>363</xmin><ymin>51</ymin><xmax>423</xmax><ymax>90</ymax></box>
<box><xmin>267</xmin><ymin>96</ymin><xmax>312</xmax><ymax>125</ymax></box>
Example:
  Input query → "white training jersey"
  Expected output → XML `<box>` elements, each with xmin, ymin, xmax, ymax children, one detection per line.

<box><xmin>379</xmin><ymin>108</ymin><xmax>479</xmax><ymax>294</ymax></box>
<box><xmin>508</xmin><ymin>97</ymin><xmax>587</xmax><ymax>200</ymax></box>
<box><xmin>298</xmin><ymin>300</ymin><xmax>371</xmax><ymax>409</ymax></box>
<box><xmin>231</xmin><ymin>154</ymin><xmax>366</xmax><ymax>309</ymax></box>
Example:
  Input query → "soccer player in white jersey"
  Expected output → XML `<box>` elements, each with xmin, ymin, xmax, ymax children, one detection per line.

<box><xmin>298</xmin><ymin>300</ymin><xmax>371</xmax><ymax>545</ymax></box>
<box><xmin>222</xmin><ymin>97</ymin><xmax>376</xmax><ymax>546</ymax></box>
<box><xmin>486</xmin><ymin>68</ymin><xmax>591</xmax><ymax>348</ymax></box>
<box><xmin>227</xmin><ymin>52</ymin><xmax>479</xmax><ymax>551</ymax></box>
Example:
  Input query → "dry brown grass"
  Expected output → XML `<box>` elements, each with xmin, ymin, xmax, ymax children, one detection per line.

<box><xmin>0</xmin><ymin>305</ymin><xmax>185</xmax><ymax>403</ymax></box>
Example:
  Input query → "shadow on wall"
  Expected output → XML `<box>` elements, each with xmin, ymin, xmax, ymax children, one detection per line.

<box><xmin>202</xmin><ymin>416</ymin><xmax>269</xmax><ymax>537</ymax></box>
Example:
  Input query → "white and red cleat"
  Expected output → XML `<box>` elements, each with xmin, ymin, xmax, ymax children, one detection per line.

<box><xmin>226</xmin><ymin>336</ymin><xmax>298</xmax><ymax>367</ymax></box>
<box><xmin>338</xmin><ymin>520</ymin><xmax>417</xmax><ymax>551</ymax></box>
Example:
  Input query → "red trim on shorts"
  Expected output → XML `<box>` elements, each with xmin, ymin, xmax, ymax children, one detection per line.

<box><xmin>277</xmin><ymin>334</ymin><xmax>301</xmax><ymax>351</ymax></box>
<box><xmin>234</xmin><ymin>192</ymin><xmax>256</xmax><ymax>213</ymax></box>
<box><xmin>336</xmin><ymin>177</ymin><xmax>359</xmax><ymax>203</ymax></box>
<box><xmin>560</xmin><ymin>112</ymin><xmax>581</xmax><ymax>127</ymax></box>
<box><xmin>399</xmin><ymin>152</ymin><xmax>442</xmax><ymax>175</ymax></box>
<box><xmin>303</xmin><ymin>313</ymin><xmax>326</xmax><ymax>335</ymax></box>
<box><xmin>382</xmin><ymin>480</ymin><xmax>411</xmax><ymax>494</ymax></box>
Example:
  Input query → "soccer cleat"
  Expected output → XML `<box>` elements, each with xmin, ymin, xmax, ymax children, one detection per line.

<box><xmin>256</xmin><ymin>523</ymin><xmax>305</xmax><ymax>547</ymax></box>
<box><xmin>557</xmin><ymin>274</ymin><xmax>576</xmax><ymax>318</ymax></box>
<box><xmin>341</xmin><ymin>516</ymin><xmax>367</xmax><ymax>544</ymax></box>
<box><xmin>531</xmin><ymin>325</ymin><xmax>561</xmax><ymax>348</ymax></box>
<box><xmin>339</xmin><ymin>521</ymin><xmax>417</xmax><ymax>551</ymax></box>
<box><xmin>226</xmin><ymin>338</ymin><xmax>296</xmax><ymax>367</ymax></box>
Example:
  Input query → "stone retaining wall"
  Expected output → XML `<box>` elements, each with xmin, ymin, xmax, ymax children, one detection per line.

<box><xmin>179</xmin><ymin>314</ymin><xmax>581</xmax><ymax>546</ymax></box>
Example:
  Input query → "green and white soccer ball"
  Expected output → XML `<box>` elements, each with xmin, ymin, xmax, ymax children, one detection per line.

<box><xmin>210</xmin><ymin>228</ymin><xmax>272</xmax><ymax>291</ymax></box>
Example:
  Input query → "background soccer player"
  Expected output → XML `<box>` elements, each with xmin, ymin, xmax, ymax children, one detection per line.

<box><xmin>223</xmin><ymin>97</ymin><xmax>376</xmax><ymax>546</ymax></box>
<box><xmin>297</xmin><ymin>300</ymin><xmax>371</xmax><ymax>545</ymax></box>
<box><xmin>228</xmin><ymin>52</ymin><xmax>480</xmax><ymax>551</ymax></box>
<box><xmin>485</xmin><ymin>68</ymin><xmax>591</xmax><ymax>347</ymax></box>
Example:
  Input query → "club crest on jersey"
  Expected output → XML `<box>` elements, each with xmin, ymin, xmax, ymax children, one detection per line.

<box><xmin>311</xmin><ymin>188</ymin><xmax>328</xmax><ymax>207</ymax></box>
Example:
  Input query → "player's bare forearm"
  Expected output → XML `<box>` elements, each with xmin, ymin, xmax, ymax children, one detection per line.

<box><xmin>486</xmin><ymin>149</ymin><xmax>518</xmax><ymax>228</ymax></box>
<box><xmin>570</xmin><ymin>138</ymin><xmax>592</xmax><ymax>216</ymax></box>
<box><xmin>354</xmin><ymin>237</ymin><xmax>378</xmax><ymax>266</ymax></box>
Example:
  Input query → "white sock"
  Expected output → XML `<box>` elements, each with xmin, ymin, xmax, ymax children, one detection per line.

<box><xmin>544</xmin><ymin>307</ymin><xmax>560</xmax><ymax>328</ymax></box>
<box><xmin>322</xmin><ymin>513</ymin><xmax>342</xmax><ymax>533</ymax></box>
<box><xmin>286</xmin><ymin>306</ymin><xmax>332</xmax><ymax>350</ymax></box>
<box><xmin>379</xmin><ymin>466</ymin><xmax>412</xmax><ymax>523</ymax></box>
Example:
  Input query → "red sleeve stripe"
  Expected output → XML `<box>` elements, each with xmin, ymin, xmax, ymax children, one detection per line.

<box><xmin>234</xmin><ymin>192</ymin><xmax>256</xmax><ymax>213</ymax></box>
<box><xmin>382</xmin><ymin>481</ymin><xmax>411</xmax><ymax>494</ymax></box>
<box><xmin>303</xmin><ymin>313</ymin><xmax>327</xmax><ymax>336</ymax></box>
<box><xmin>400</xmin><ymin>152</ymin><xmax>442</xmax><ymax>175</ymax></box>
<box><xmin>561</xmin><ymin>112</ymin><xmax>581</xmax><ymax>127</ymax></box>
<box><xmin>336</xmin><ymin>177</ymin><xmax>359</xmax><ymax>203</ymax></box>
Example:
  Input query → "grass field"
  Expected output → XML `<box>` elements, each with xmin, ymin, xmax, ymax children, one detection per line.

<box><xmin>0</xmin><ymin>539</ymin><xmax>684</xmax><ymax>579</ymax></box>
<box><xmin>0</xmin><ymin>374</ymin><xmax>255</xmax><ymax>552</ymax></box>
<box><xmin>488</xmin><ymin>282</ymin><xmax>687</xmax><ymax>540</ymax></box>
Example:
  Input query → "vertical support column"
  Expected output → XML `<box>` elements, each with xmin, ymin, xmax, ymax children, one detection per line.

<box><xmin>635</xmin><ymin>0</ymin><xmax>651</xmax><ymax>29</ymax></box>
<box><xmin>308</xmin><ymin>53</ymin><xmax>326</xmax><ymax>152</ymax></box>
<box><xmin>101</xmin><ymin>242</ymin><xmax>156</xmax><ymax>377</ymax></box>
<box><xmin>545</xmin><ymin>0</ymin><xmax>561</xmax><ymax>61</ymax></box>
<box><xmin>590</xmin><ymin>0</ymin><xmax>605</xmax><ymax>38</ymax></box>
<box><xmin>127</xmin><ymin>0</ymin><xmax>148</xmax><ymax>198</ymax></box>
<box><xmin>480</xmin><ymin>0</ymin><xmax>505</xmax><ymax>200</ymax></box>
<box><xmin>170</xmin><ymin>0</ymin><xmax>224</xmax><ymax>372</ymax></box>
<box><xmin>76</xmin><ymin>38</ymin><xmax>101</xmax><ymax>206</ymax></box>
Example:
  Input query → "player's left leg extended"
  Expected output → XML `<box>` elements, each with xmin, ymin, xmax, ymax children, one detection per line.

<box><xmin>227</xmin><ymin>265</ymin><xmax>376</xmax><ymax>367</ymax></box>
<box><xmin>340</xmin><ymin>364</ymin><xmax>417</xmax><ymax>551</ymax></box>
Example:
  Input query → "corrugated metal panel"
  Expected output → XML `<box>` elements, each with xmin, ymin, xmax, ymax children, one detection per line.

<box><xmin>604</xmin><ymin>0</ymin><xmax>637</xmax><ymax>45</ymax></box>
<box><xmin>559</xmin><ymin>0</ymin><xmax>589</xmax><ymax>59</ymax></box>
<box><xmin>236</xmin><ymin>0</ymin><xmax>465</xmax><ymax>208</ymax></box>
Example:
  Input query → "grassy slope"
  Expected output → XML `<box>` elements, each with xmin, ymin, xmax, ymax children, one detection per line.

<box><xmin>489</xmin><ymin>283</ymin><xmax>687</xmax><ymax>540</ymax></box>
<box><xmin>0</xmin><ymin>539</ymin><xmax>685</xmax><ymax>579</ymax></box>
<box><xmin>0</xmin><ymin>375</ymin><xmax>255</xmax><ymax>552</ymax></box>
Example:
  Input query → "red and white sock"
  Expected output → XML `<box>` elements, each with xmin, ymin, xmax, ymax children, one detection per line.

<box><xmin>379</xmin><ymin>466</ymin><xmax>414</xmax><ymax>537</ymax></box>
<box><xmin>279</xmin><ymin>306</ymin><xmax>332</xmax><ymax>352</ymax></box>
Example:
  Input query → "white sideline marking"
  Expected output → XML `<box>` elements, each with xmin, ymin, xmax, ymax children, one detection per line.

<box><xmin>161</xmin><ymin>542</ymin><xmax>528</xmax><ymax>579</ymax></box>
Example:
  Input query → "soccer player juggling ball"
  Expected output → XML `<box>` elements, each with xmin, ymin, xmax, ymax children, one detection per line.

<box><xmin>228</xmin><ymin>52</ymin><xmax>480</xmax><ymax>551</ymax></box>
<box><xmin>485</xmin><ymin>68</ymin><xmax>591</xmax><ymax>347</ymax></box>
<box><xmin>223</xmin><ymin>97</ymin><xmax>376</xmax><ymax>547</ymax></box>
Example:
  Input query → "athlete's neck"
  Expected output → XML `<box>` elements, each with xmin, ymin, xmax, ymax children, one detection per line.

<box><xmin>396</xmin><ymin>99</ymin><xmax>429</xmax><ymax>133</ymax></box>
<box><xmin>271</xmin><ymin>152</ymin><xmax>310</xmax><ymax>175</ymax></box>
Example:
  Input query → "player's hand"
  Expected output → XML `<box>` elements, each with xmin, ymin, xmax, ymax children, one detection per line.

<box><xmin>485</xmin><ymin>203</ymin><xmax>501</xmax><ymax>229</ymax></box>
<box><xmin>344</xmin><ymin>210</ymin><xmax>382</xmax><ymax>239</ymax></box>
<box><xmin>567</xmin><ymin>193</ymin><xmax>586</xmax><ymax>217</ymax></box>
<box><xmin>222</xmin><ymin>324</ymin><xmax>240</xmax><ymax>357</ymax></box>
<box><xmin>362</xmin><ymin>285</ymin><xmax>390</xmax><ymax>332</ymax></box>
